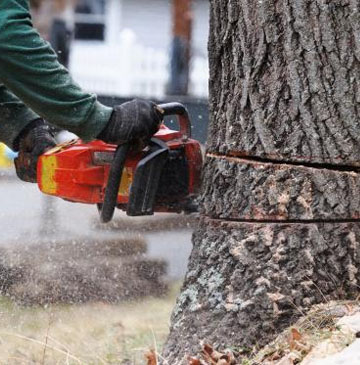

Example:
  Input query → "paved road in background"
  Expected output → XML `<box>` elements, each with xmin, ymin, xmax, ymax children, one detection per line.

<box><xmin>0</xmin><ymin>172</ymin><xmax>192</xmax><ymax>280</ymax></box>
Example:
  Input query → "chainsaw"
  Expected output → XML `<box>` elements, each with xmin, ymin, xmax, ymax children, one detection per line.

<box><xmin>36</xmin><ymin>103</ymin><xmax>203</xmax><ymax>223</ymax></box>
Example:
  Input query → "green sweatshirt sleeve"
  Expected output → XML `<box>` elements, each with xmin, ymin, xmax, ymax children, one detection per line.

<box><xmin>0</xmin><ymin>83</ymin><xmax>40</xmax><ymax>149</ymax></box>
<box><xmin>0</xmin><ymin>0</ymin><xmax>113</xmax><ymax>149</ymax></box>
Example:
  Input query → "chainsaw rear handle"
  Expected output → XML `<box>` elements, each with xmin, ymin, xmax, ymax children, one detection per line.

<box><xmin>158</xmin><ymin>102</ymin><xmax>191</xmax><ymax>139</ymax></box>
<box><xmin>99</xmin><ymin>102</ymin><xmax>191</xmax><ymax>223</ymax></box>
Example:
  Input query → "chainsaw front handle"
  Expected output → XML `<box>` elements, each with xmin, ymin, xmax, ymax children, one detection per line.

<box><xmin>157</xmin><ymin>102</ymin><xmax>191</xmax><ymax>140</ymax></box>
<box><xmin>98</xmin><ymin>143</ymin><xmax>130</xmax><ymax>223</ymax></box>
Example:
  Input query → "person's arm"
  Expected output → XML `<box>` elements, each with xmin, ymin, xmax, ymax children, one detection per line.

<box><xmin>0</xmin><ymin>84</ymin><xmax>40</xmax><ymax>149</ymax></box>
<box><xmin>0</xmin><ymin>0</ymin><xmax>113</xmax><ymax>146</ymax></box>
<box><xmin>0</xmin><ymin>0</ymin><xmax>162</xmax><ymax>185</ymax></box>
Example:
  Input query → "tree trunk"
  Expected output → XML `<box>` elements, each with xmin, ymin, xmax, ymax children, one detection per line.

<box><xmin>163</xmin><ymin>0</ymin><xmax>360</xmax><ymax>363</ymax></box>
<box><xmin>207</xmin><ymin>0</ymin><xmax>360</xmax><ymax>166</ymax></box>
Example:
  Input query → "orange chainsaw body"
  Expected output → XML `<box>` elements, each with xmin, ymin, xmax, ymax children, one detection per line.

<box><xmin>37</xmin><ymin>124</ymin><xmax>202</xmax><ymax>213</ymax></box>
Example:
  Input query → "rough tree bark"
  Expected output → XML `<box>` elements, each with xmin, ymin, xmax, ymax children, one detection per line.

<box><xmin>163</xmin><ymin>0</ymin><xmax>360</xmax><ymax>363</ymax></box>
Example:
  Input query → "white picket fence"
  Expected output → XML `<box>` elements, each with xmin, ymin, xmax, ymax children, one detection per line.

<box><xmin>69</xmin><ymin>31</ymin><xmax>209</xmax><ymax>99</ymax></box>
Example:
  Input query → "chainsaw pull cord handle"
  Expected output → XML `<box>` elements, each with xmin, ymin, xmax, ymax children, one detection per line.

<box><xmin>157</xmin><ymin>102</ymin><xmax>191</xmax><ymax>139</ymax></box>
<box><xmin>99</xmin><ymin>143</ymin><xmax>130</xmax><ymax>223</ymax></box>
<box><xmin>99</xmin><ymin>102</ymin><xmax>190</xmax><ymax>223</ymax></box>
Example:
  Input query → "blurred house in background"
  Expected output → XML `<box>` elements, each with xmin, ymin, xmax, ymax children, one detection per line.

<box><xmin>31</xmin><ymin>0</ymin><xmax>209</xmax><ymax>99</ymax></box>
<box><xmin>31</xmin><ymin>0</ymin><xmax>76</xmax><ymax>66</ymax></box>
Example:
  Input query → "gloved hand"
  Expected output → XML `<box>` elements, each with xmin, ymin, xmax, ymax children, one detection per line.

<box><xmin>97</xmin><ymin>99</ymin><xmax>163</xmax><ymax>145</ymax></box>
<box><xmin>14</xmin><ymin>119</ymin><xmax>57</xmax><ymax>183</ymax></box>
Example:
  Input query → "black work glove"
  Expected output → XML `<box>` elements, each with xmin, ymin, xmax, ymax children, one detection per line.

<box><xmin>14</xmin><ymin>119</ymin><xmax>57</xmax><ymax>183</ymax></box>
<box><xmin>97</xmin><ymin>99</ymin><xmax>163</xmax><ymax>145</ymax></box>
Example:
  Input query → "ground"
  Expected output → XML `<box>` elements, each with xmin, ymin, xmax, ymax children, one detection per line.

<box><xmin>0</xmin><ymin>283</ymin><xmax>180</xmax><ymax>365</ymax></box>
<box><xmin>187</xmin><ymin>300</ymin><xmax>360</xmax><ymax>365</ymax></box>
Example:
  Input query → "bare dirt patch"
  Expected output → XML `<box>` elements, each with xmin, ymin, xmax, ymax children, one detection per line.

<box><xmin>0</xmin><ymin>236</ymin><xmax>167</xmax><ymax>305</ymax></box>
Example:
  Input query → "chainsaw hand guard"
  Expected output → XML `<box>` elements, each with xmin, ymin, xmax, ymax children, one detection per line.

<box><xmin>127</xmin><ymin>138</ymin><xmax>169</xmax><ymax>216</ymax></box>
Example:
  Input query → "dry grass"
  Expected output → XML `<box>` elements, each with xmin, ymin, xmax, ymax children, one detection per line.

<box><xmin>0</xmin><ymin>283</ymin><xmax>180</xmax><ymax>365</ymax></box>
